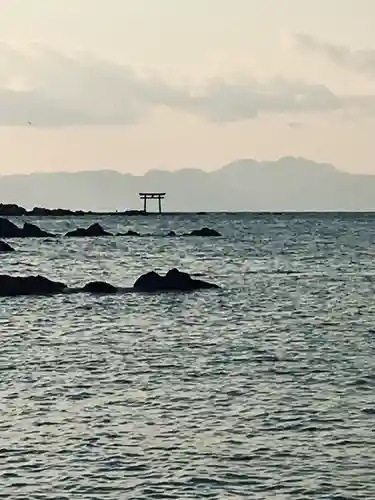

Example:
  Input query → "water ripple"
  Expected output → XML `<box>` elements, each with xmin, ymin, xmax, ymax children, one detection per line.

<box><xmin>1</xmin><ymin>213</ymin><xmax>375</xmax><ymax>498</ymax></box>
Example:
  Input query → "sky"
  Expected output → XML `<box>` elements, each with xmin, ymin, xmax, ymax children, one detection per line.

<box><xmin>1</xmin><ymin>0</ymin><xmax>375</xmax><ymax>174</ymax></box>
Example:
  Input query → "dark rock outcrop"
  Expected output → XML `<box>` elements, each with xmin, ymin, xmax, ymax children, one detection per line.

<box><xmin>0</xmin><ymin>203</ymin><xmax>155</xmax><ymax>217</ymax></box>
<box><xmin>0</xmin><ymin>218</ymin><xmax>23</xmax><ymax>238</ymax></box>
<box><xmin>167</xmin><ymin>231</ymin><xmax>177</xmax><ymax>237</ymax></box>
<box><xmin>133</xmin><ymin>268</ymin><xmax>219</xmax><ymax>292</ymax></box>
<box><xmin>81</xmin><ymin>281</ymin><xmax>118</xmax><ymax>294</ymax></box>
<box><xmin>0</xmin><ymin>204</ymin><xmax>27</xmax><ymax>216</ymax></box>
<box><xmin>65</xmin><ymin>223</ymin><xmax>112</xmax><ymax>237</ymax></box>
<box><xmin>29</xmin><ymin>206</ymin><xmax>79</xmax><ymax>216</ymax></box>
<box><xmin>22</xmin><ymin>222</ymin><xmax>54</xmax><ymax>238</ymax></box>
<box><xmin>0</xmin><ymin>218</ymin><xmax>54</xmax><ymax>238</ymax></box>
<box><xmin>0</xmin><ymin>274</ymin><xmax>66</xmax><ymax>296</ymax></box>
<box><xmin>0</xmin><ymin>269</ymin><xmax>219</xmax><ymax>297</ymax></box>
<box><xmin>185</xmin><ymin>227</ymin><xmax>222</xmax><ymax>237</ymax></box>
<box><xmin>0</xmin><ymin>241</ymin><xmax>15</xmax><ymax>252</ymax></box>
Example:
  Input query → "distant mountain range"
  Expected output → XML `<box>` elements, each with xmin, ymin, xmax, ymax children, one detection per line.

<box><xmin>0</xmin><ymin>157</ymin><xmax>374</xmax><ymax>211</ymax></box>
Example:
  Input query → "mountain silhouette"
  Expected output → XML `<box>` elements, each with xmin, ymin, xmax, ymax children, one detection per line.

<box><xmin>0</xmin><ymin>156</ymin><xmax>374</xmax><ymax>211</ymax></box>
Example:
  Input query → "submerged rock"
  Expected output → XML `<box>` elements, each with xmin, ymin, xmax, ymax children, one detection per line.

<box><xmin>117</xmin><ymin>229</ymin><xmax>141</xmax><ymax>236</ymax></box>
<box><xmin>133</xmin><ymin>268</ymin><xmax>219</xmax><ymax>292</ymax></box>
<box><xmin>185</xmin><ymin>227</ymin><xmax>221</xmax><ymax>237</ymax></box>
<box><xmin>65</xmin><ymin>223</ymin><xmax>112</xmax><ymax>237</ymax></box>
<box><xmin>0</xmin><ymin>240</ymin><xmax>15</xmax><ymax>252</ymax></box>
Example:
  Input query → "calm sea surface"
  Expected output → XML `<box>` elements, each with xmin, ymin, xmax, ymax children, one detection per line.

<box><xmin>1</xmin><ymin>213</ymin><xmax>375</xmax><ymax>499</ymax></box>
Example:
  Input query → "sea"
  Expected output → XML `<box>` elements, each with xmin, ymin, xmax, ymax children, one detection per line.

<box><xmin>0</xmin><ymin>212</ymin><xmax>375</xmax><ymax>499</ymax></box>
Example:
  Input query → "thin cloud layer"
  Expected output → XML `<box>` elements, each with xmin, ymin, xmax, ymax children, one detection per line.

<box><xmin>0</xmin><ymin>42</ymin><xmax>370</xmax><ymax>126</ymax></box>
<box><xmin>293</xmin><ymin>33</ymin><xmax>375</xmax><ymax>78</ymax></box>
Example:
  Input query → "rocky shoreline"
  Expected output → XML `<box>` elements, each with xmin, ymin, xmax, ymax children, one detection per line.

<box><xmin>0</xmin><ymin>203</ymin><xmax>150</xmax><ymax>217</ymax></box>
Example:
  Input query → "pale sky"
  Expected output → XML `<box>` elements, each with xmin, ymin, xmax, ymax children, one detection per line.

<box><xmin>1</xmin><ymin>0</ymin><xmax>375</xmax><ymax>174</ymax></box>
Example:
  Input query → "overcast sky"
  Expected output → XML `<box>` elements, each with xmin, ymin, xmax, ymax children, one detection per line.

<box><xmin>1</xmin><ymin>0</ymin><xmax>375</xmax><ymax>174</ymax></box>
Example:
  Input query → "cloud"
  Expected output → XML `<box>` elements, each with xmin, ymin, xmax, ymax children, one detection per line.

<box><xmin>0</xmin><ymin>43</ymin><xmax>190</xmax><ymax>126</ymax></box>
<box><xmin>185</xmin><ymin>78</ymin><xmax>342</xmax><ymax>122</ymax></box>
<box><xmin>292</xmin><ymin>33</ymin><xmax>375</xmax><ymax>78</ymax></box>
<box><xmin>0</xmin><ymin>42</ymin><xmax>371</xmax><ymax>127</ymax></box>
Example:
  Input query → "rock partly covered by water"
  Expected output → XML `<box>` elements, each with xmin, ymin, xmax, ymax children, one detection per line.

<box><xmin>0</xmin><ymin>269</ymin><xmax>219</xmax><ymax>296</ymax></box>
<box><xmin>185</xmin><ymin>227</ymin><xmax>222</xmax><ymax>237</ymax></box>
<box><xmin>117</xmin><ymin>230</ymin><xmax>141</xmax><ymax>236</ymax></box>
<box><xmin>65</xmin><ymin>223</ymin><xmax>113</xmax><ymax>237</ymax></box>
<box><xmin>0</xmin><ymin>218</ymin><xmax>54</xmax><ymax>238</ymax></box>
<box><xmin>81</xmin><ymin>281</ymin><xmax>118</xmax><ymax>294</ymax></box>
<box><xmin>133</xmin><ymin>268</ymin><xmax>219</xmax><ymax>292</ymax></box>
<box><xmin>0</xmin><ymin>274</ymin><xmax>66</xmax><ymax>296</ymax></box>
<box><xmin>0</xmin><ymin>240</ymin><xmax>15</xmax><ymax>252</ymax></box>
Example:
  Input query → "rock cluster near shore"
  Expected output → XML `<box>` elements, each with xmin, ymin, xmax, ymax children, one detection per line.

<box><xmin>0</xmin><ymin>218</ymin><xmax>222</xmax><ymax>239</ymax></box>
<box><xmin>0</xmin><ymin>269</ymin><xmax>219</xmax><ymax>296</ymax></box>
<box><xmin>0</xmin><ymin>218</ymin><xmax>54</xmax><ymax>238</ymax></box>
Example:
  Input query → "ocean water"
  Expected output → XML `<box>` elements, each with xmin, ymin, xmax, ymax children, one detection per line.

<box><xmin>1</xmin><ymin>213</ymin><xmax>375</xmax><ymax>499</ymax></box>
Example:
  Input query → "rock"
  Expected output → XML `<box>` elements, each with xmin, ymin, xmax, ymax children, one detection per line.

<box><xmin>81</xmin><ymin>281</ymin><xmax>118</xmax><ymax>294</ymax></box>
<box><xmin>22</xmin><ymin>222</ymin><xmax>54</xmax><ymax>238</ymax></box>
<box><xmin>133</xmin><ymin>268</ymin><xmax>219</xmax><ymax>292</ymax></box>
<box><xmin>65</xmin><ymin>223</ymin><xmax>112</xmax><ymax>237</ymax></box>
<box><xmin>186</xmin><ymin>227</ymin><xmax>221</xmax><ymax>237</ymax></box>
<box><xmin>133</xmin><ymin>271</ymin><xmax>164</xmax><ymax>292</ymax></box>
<box><xmin>0</xmin><ymin>204</ymin><xmax>27</xmax><ymax>216</ymax></box>
<box><xmin>0</xmin><ymin>218</ymin><xmax>23</xmax><ymax>238</ymax></box>
<box><xmin>167</xmin><ymin>231</ymin><xmax>177</xmax><ymax>237</ymax></box>
<box><xmin>0</xmin><ymin>274</ymin><xmax>66</xmax><ymax>296</ymax></box>
<box><xmin>0</xmin><ymin>218</ymin><xmax>54</xmax><ymax>238</ymax></box>
<box><xmin>0</xmin><ymin>274</ymin><xmax>118</xmax><ymax>296</ymax></box>
<box><xmin>0</xmin><ymin>241</ymin><xmax>15</xmax><ymax>252</ymax></box>
<box><xmin>29</xmin><ymin>207</ymin><xmax>76</xmax><ymax>216</ymax></box>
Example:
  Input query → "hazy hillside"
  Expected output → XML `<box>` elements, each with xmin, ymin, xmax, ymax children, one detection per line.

<box><xmin>0</xmin><ymin>157</ymin><xmax>374</xmax><ymax>211</ymax></box>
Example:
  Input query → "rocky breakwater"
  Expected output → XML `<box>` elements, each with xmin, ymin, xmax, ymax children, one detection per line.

<box><xmin>0</xmin><ymin>269</ymin><xmax>219</xmax><ymax>297</ymax></box>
